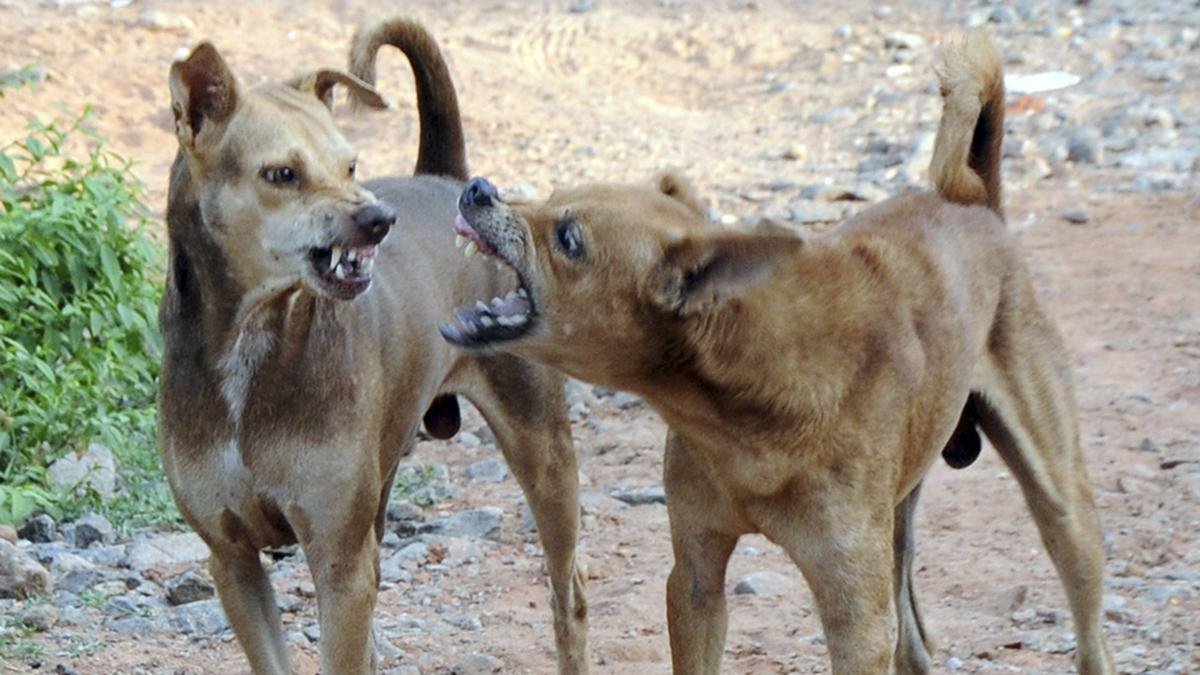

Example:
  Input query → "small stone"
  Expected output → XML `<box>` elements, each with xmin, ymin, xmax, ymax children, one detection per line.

<box><xmin>467</xmin><ymin>458</ymin><xmax>508</xmax><ymax>483</ymax></box>
<box><xmin>124</xmin><ymin>532</ymin><xmax>210</xmax><ymax>570</ymax></box>
<box><xmin>787</xmin><ymin>201</ymin><xmax>844</xmax><ymax>224</ymax></box>
<box><xmin>568</xmin><ymin>401</ymin><xmax>589</xmax><ymax>421</ymax></box>
<box><xmin>432</xmin><ymin>508</ymin><xmax>503</xmax><ymax>542</ymax></box>
<box><xmin>1102</xmin><ymin>594</ymin><xmax>1129</xmax><ymax>622</ymax></box>
<box><xmin>303</xmin><ymin>622</ymin><xmax>321</xmax><ymax>643</ymax></box>
<box><xmin>0</xmin><ymin>540</ymin><xmax>52</xmax><ymax>599</ymax></box>
<box><xmin>946</xmin><ymin>656</ymin><xmax>964</xmax><ymax>670</ymax></box>
<box><xmin>387</xmin><ymin>500</ymin><xmax>423</xmax><ymax>523</ymax></box>
<box><xmin>458</xmin><ymin>431</ymin><xmax>482</xmax><ymax>449</ymax></box>
<box><xmin>610</xmin><ymin>485</ymin><xmax>666</xmax><ymax>506</ymax></box>
<box><xmin>73</xmin><ymin>513</ymin><xmax>113</xmax><ymax>549</ymax></box>
<box><xmin>1011</xmin><ymin>607</ymin><xmax>1037</xmax><ymax>624</ymax></box>
<box><xmin>1066</xmin><ymin>130</ymin><xmax>1102</xmax><ymax>164</ymax></box>
<box><xmin>568</xmin><ymin>0</ymin><xmax>594</xmax><ymax>12</ymax></box>
<box><xmin>1061</xmin><ymin>209</ymin><xmax>1088</xmax><ymax>224</ymax></box>
<box><xmin>165</xmin><ymin>569</ymin><xmax>215</xmax><ymax>606</ymax></box>
<box><xmin>276</xmin><ymin>593</ymin><xmax>304</xmax><ymax>613</ymax></box>
<box><xmin>17</xmin><ymin>514</ymin><xmax>55</xmax><ymax>543</ymax></box>
<box><xmin>884</xmin><ymin>32</ymin><xmax>925</xmax><ymax>50</ymax></box>
<box><xmin>18</xmin><ymin>604</ymin><xmax>58</xmax><ymax>632</ymax></box>
<box><xmin>137</xmin><ymin>10</ymin><xmax>194</xmax><ymax>32</ymax></box>
<box><xmin>0</xmin><ymin>524</ymin><xmax>16</xmax><ymax>544</ymax></box>
<box><xmin>1138</xmin><ymin>438</ymin><xmax>1157</xmax><ymax>453</ymax></box>
<box><xmin>733</xmin><ymin>570</ymin><xmax>793</xmax><ymax>598</ymax></box>
<box><xmin>171</xmin><ymin>598</ymin><xmax>230</xmax><ymax>636</ymax></box>
<box><xmin>447</xmin><ymin>613</ymin><xmax>482</xmax><ymax>631</ymax></box>
<box><xmin>780</xmin><ymin>145</ymin><xmax>806</xmax><ymax>161</ymax></box>
<box><xmin>999</xmin><ymin>584</ymin><xmax>1029</xmax><ymax>613</ymax></box>
<box><xmin>455</xmin><ymin>652</ymin><xmax>502</xmax><ymax>674</ymax></box>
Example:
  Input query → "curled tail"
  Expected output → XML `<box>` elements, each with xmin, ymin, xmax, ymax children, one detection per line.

<box><xmin>929</xmin><ymin>32</ymin><xmax>1005</xmax><ymax>217</ymax></box>
<box><xmin>349</xmin><ymin>18</ymin><xmax>468</xmax><ymax>181</ymax></box>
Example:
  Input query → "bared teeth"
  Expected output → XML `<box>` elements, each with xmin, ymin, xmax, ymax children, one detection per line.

<box><xmin>334</xmin><ymin>264</ymin><xmax>347</xmax><ymax>280</ymax></box>
<box><xmin>464</xmin><ymin>241</ymin><xmax>478</xmax><ymax>258</ymax></box>
<box><xmin>347</xmin><ymin>248</ymin><xmax>359</xmax><ymax>263</ymax></box>
<box><xmin>480</xmin><ymin>316</ymin><xmax>495</xmax><ymax>328</ymax></box>
<box><xmin>455</xmin><ymin>234</ymin><xmax>466</xmax><ymax>249</ymax></box>
<box><xmin>491</xmin><ymin>297</ymin><xmax>504</xmax><ymax>309</ymax></box>
<box><xmin>329</xmin><ymin>245</ymin><xmax>342</xmax><ymax>269</ymax></box>
<box><xmin>475</xmin><ymin>301</ymin><xmax>489</xmax><ymax>313</ymax></box>
<box><xmin>510</xmin><ymin>314</ymin><xmax>528</xmax><ymax>325</ymax></box>
<box><xmin>362</xmin><ymin>257</ymin><xmax>375</xmax><ymax>275</ymax></box>
<box><xmin>517</xmin><ymin>288</ymin><xmax>528</xmax><ymax>299</ymax></box>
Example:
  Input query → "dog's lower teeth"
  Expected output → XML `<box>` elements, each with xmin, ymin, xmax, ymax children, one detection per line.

<box><xmin>464</xmin><ymin>241</ymin><xmax>478</xmax><ymax>258</ymax></box>
<box><xmin>455</xmin><ymin>234</ymin><xmax>466</xmax><ymax>249</ymax></box>
<box><xmin>511</xmin><ymin>314</ymin><xmax>528</xmax><ymax>325</ymax></box>
<box><xmin>362</xmin><ymin>257</ymin><xmax>375</xmax><ymax>274</ymax></box>
<box><xmin>335</xmin><ymin>264</ymin><xmax>347</xmax><ymax>280</ymax></box>
<box><xmin>480</xmin><ymin>316</ymin><xmax>495</xmax><ymax>328</ymax></box>
<box><xmin>496</xmin><ymin>316</ymin><xmax>514</xmax><ymax>327</ymax></box>
<box><xmin>505</xmin><ymin>290</ymin><xmax>517</xmax><ymax>301</ymax></box>
<box><xmin>475</xmin><ymin>301</ymin><xmax>489</xmax><ymax>313</ymax></box>
<box><xmin>491</xmin><ymin>297</ymin><xmax>504</xmax><ymax>309</ymax></box>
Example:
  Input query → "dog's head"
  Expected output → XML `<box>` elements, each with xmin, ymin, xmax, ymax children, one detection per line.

<box><xmin>169</xmin><ymin>42</ymin><xmax>394</xmax><ymax>300</ymax></box>
<box><xmin>441</xmin><ymin>172</ymin><xmax>801</xmax><ymax>387</ymax></box>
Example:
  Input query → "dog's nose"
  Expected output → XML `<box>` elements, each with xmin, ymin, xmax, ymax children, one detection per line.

<box><xmin>352</xmin><ymin>203</ymin><xmax>395</xmax><ymax>243</ymax></box>
<box><xmin>463</xmin><ymin>177</ymin><xmax>499</xmax><ymax>208</ymax></box>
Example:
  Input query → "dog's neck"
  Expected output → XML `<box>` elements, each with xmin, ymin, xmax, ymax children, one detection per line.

<box><xmin>161</xmin><ymin>154</ymin><xmax>334</xmax><ymax>424</ymax></box>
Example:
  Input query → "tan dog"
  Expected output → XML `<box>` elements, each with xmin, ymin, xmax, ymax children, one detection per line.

<box><xmin>440</xmin><ymin>34</ymin><xmax>1115</xmax><ymax>674</ymax></box>
<box><xmin>158</xmin><ymin>19</ymin><xmax>588</xmax><ymax>674</ymax></box>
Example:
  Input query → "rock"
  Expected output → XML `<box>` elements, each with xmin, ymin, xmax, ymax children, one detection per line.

<box><xmin>447</xmin><ymin>613</ymin><xmax>482</xmax><ymax>631</ymax></box>
<box><xmin>610</xmin><ymin>485</ymin><xmax>666</xmax><ymax>506</ymax></box>
<box><xmin>0</xmin><ymin>524</ymin><xmax>16</xmax><ymax>543</ymax></box>
<box><xmin>568</xmin><ymin>401</ymin><xmax>589</xmax><ymax>421</ymax></box>
<box><xmin>124</xmin><ymin>532</ymin><xmax>210</xmax><ymax>571</ymax></box>
<box><xmin>432</xmin><ymin>508</ymin><xmax>503</xmax><ymax>542</ymax></box>
<box><xmin>787</xmin><ymin>201</ymin><xmax>844</xmax><ymax>224</ymax></box>
<box><xmin>108</xmin><ymin>615</ymin><xmax>161</xmax><ymax>635</ymax></box>
<box><xmin>47</xmin><ymin>443</ymin><xmax>119</xmax><ymax>502</ymax></box>
<box><xmin>1062</xmin><ymin>209</ymin><xmax>1089</xmax><ymax>224</ymax></box>
<box><xmin>946</xmin><ymin>655</ymin><xmax>964</xmax><ymax>670</ymax></box>
<box><xmin>18</xmin><ymin>603</ymin><xmax>58</xmax><ymax>632</ymax></box>
<box><xmin>73</xmin><ymin>513</ymin><xmax>113</xmax><ymax>549</ymax></box>
<box><xmin>568</xmin><ymin>0</ymin><xmax>594</xmax><ymax>12</ymax></box>
<box><xmin>58</xmin><ymin>568</ymin><xmax>103</xmax><ymax>594</ymax></box>
<box><xmin>171</xmin><ymin>598</ymin><xmax>230</xmax><ymax>636</ymax></box>
<box><xmin>303</xmin><ymin>622</ymin><xmax>321</xmax><ymax>642</ymax></box>
<box><xmin>733</xmin><ymin>570</ymin><xmax>793</xmax><ymax>597</ymax></box>
<box><xmin>0</xmin><ymin>540</ymin><xmax>52</xmax><ymax>599</ymax></box>
<box><xmin>1102</xmin><ymin>594</ymin><xmax>1129</xmax><ymax>622</ymax></box>
<box><xmin>276</xmin><ymin>593</ymin><xmax>304</xmax><ymax>613</ymax></box>
<box><xmin>455</xmin><ymin>652</ymin><xmax>502</xmax><ymax>674</ymax></box>
<box><xmin>17</xmin><ymin>514</ymin><xmax>55</xmax><ymax>543</ymax></box>
<box><xmin>1066</xmin><ymin>129</ymin><xmax>1102</xmax><ymax>164</ymax></box>
<box><xmin>458</xmin><ymin>431</ymin><xmax>482</xmax><ymax>449</ymax></box>
<box><xmin>1011</xmin><ymin>607</ymin><xmax>1037</xmax><ymax>624</ymax></box>
<box><xmin>165</xmin><ymin>569</ymin><xmax>215</xmax><ymax>606</ymax></box>
<box><xmin>999</xmin><ymin>584</ymin><xmax>1029</xmax><ymax>613</ymax></box>
<box><xmin>387</xmin><ymin>500</ymin><xmax>424</xmax><ymax>523</ymax></box>
<box><xmin>137</xmin><ymin>10</ymin><xmax>194</xmax><ymax>32</ymax></box>
<box><xmin>884</xmin><ymin>32</ymin><xmax>925</xmax><ymax>50</ymax></box>
<box><xmin>467</xmin><ymin>458</ymin><xmax>508</xmax><ymax>483</ymax></box>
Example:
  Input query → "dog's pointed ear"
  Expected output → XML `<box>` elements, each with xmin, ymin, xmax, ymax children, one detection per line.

<box><xmin>651</xmin><ymin>231</ymin><xmax>802</xmax><ymax>315</ymax></box>
<box><xmin>169</xmin><ymin>42</ymin><xmax>240</xmax><ymax>154</ymax></box>
<box><xmin>289</xmin><ymin>68</ymin><xmax>390</xmax><ymax>112</ymax></box>
<box><xmin>654</xmin><ymin>170</ymin><xmax>707</xmax><ymax>218</ymax></box>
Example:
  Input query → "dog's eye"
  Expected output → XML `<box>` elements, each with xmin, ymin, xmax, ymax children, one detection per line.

<box><xmin>262</xmin><ymin>166</ymin><xmax>298</xmax><ymax>186</ymax></box>
<box><xmin>347</xmin><ymin>160</ymin><xmax>357</xmax><ymax>179</ymax></box>
<box><xmin>555</xmin><ymin>218</ymin><xmax>585</xmax><ymax>260</ymax></box>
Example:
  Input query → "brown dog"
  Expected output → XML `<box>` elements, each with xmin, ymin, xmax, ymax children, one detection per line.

<box><xmin>158</xmin><ymin>19</ymin><xmax>587</xmax><ymax>674</ymax></box>
<box><xmin>440</xmin><ymin>34</ymin><xmax>1115</xmax><ymax>674</ymax></box>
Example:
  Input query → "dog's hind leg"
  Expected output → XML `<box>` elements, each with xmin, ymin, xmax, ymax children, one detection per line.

<box><xmin>974</xmin><ymin>295</ymin><xmax>1115</xmax><ymax>675</ymax></box>
<box><xmin>467</xmin><ymin>355</ymin><xmax>588</xmax><ymax>674</ymax></box>
<box><xmin>208</xmin><ymin>540</ymin><xmax>291</xmax><ymax>675</ymax></box>
<box><xmin>892</xmin><ymin>481</ymin><xmax>934</xmax><ymax>674</ymax></box>
<box><xmin>663</xmin><ymin>431</ymin><xmax>741</xmax><ymax>675</ymax></box>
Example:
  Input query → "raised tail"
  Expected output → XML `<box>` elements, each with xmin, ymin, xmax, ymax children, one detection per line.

<box><xmin>349</xmin><ymin>18</ymin><xmax>468</xmax><ymax>181</ymax></box>
<box><xmin>929</xmin><ymin>32</ymin><xmax>1005</xmax><ymax>217</ymax></box>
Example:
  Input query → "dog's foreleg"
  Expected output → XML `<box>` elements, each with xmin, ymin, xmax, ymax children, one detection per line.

<box><xmin>776</xmin><ymin>494</ymin><xmax>896</xmax><ymax>675</ymax></box>
<box><xmin>663</xmin><ymin>432</ymin><xmax>740</xmax><ymax>675</ymax></box>
<box><xmin>209</xmin><ymin>542</ymin><xmax>291</xmax><ymax>675</ymax></box>
<box><xmin>298</xmin><ymin>514</ymin><xmax>380</xmax><ymax>675</ymax></box>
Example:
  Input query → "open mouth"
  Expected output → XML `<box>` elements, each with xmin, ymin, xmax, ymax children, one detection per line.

<box><xmin>309</xmin><ymin>243</ymin><xmax>379</xmax><ymax>298</ymax></box>
<box><xmin>439</xmin><ymin>212</ymin><xmax>536</xmax><ymax>348</ymax></box>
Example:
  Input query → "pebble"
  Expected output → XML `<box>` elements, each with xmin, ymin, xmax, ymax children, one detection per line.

<box><xmin>430</xmin><ymin>508</ymin><xmax>503</xmax><ymax>542</ymax></box>
<box><xmin>165</xmin><ymin>569</ymin><xmax>215</xmax><ymax>606</ymax></box>
<box><xmin>609</xmin><ymin>484</ymin><xmax>667</xmax><ymax>506</ymax></box>
<box><xmin>467</xmin><ymin>458</ymin><xmax>508</xmax><ymax>483</ymax></box>
<box><xmin>458</xmin><ymin>431</ymin><xmax>482</xmax><ymax>449</ymax></box>
<box><xmin>1062</xmin><ymin>209</ymin><xmax>1089</xmax><ymax>224</ymax></box>
<box><xmin>18</xmin><ymin>603</ymin><xmax>58</xmax><ymax>632</ymax></box>
<box><xmin>137</xmin><ymin>10</ymin><xmax>194</xmax><ymax>32</ymax></box>
<box><xmin>0</xmin><ymin>524</ymin><xmax>16</xmax><ymax>544</ymax></box>
<box><xmin>456</xmin><ymin>652</ymin><xmax>503</xmax><ymax>674</ymax></box>
<box><xmin>18</xmin><ymin>514</ymin><xmax>56</xmax><ymax>543</ymax></box>
<box><xmin>171</xmin><ymin>599</ymin><xmax>230</xmax><ymax>636</ymax></box>
<box><xmin>124</xmin><ymin>532</ymin><xmax>210</xmax><ymax>570</ymax></box>
<box><xmin>733</xmin><ymin>570</ymin><xmax>793</xmax><ymax>597</ymax></box>
<box><xmin>1067</xmin><ymin>129</ymin><xmax>1102</xmax><ymax>164</ymax></box>
<box><xmin>0</xmin><ymin>540</ymin><xmax>52</xmax><ymax>599</ymax></box>
<box><xmin>47</xmin><ymin>444</ymin><xmax>119</xmax><ymax>502</ymax></box>
<box><xmin>73</xmin><ymin>513</ymin><xmax>113</xmax><ymax>549</ymax></box>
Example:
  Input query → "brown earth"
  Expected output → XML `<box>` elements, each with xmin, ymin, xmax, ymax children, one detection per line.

<box><xmin>1</xmin><ymin>0</ymin><xmax>1197</xmax><ymax>673</ymax></box>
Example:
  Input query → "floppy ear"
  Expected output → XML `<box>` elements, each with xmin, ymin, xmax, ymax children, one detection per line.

<box><xmin>289</xmin><ymin>68</ymin><xmax>390</xmax><ymax>111</ymax></box>
<box><xmin>654</xmin><ymin>170</ymin><xmax>707</xmax><ymax>218</ymax></box>
<box><xmin>169</xmin><ymin>42</ymin><xmax>240</xmax><ymax>154</ymax></box>
<box><xmin>652</xmin><ymin>232</ymin><xmax>803</xmax><ymax>315</ymax></box>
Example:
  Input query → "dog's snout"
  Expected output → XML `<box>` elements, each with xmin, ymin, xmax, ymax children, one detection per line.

<box><xmin>353</xmin><ymin>203</ymin><xmax>395</xmax><ymax>243</ymax></box>
<box><xmin>463</xmin><ymin>177</ymin><xmax>499</xmax><ymax>208</ymax></box>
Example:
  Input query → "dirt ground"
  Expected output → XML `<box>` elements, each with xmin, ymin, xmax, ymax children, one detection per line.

<box><xmin>1</xmin><ymin>0</ymin><xmax>1197</xmax><ymax>673</ymax></box>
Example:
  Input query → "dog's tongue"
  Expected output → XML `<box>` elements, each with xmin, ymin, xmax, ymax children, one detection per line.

<box><xmin>454</xmin><ymin>213</ymin><xmax>477</xmax><ymax>238</ymax></box>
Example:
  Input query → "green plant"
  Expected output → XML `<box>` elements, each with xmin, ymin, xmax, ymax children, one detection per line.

<box><xmin>0</xmin><ymin>66</ymin><xmax>41</xmax><ymax>98</ymax></box>
<box><xmin>0</xmin><ymin>108</ymin><xmax>168</xmax><ymax>526</ymax></box>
